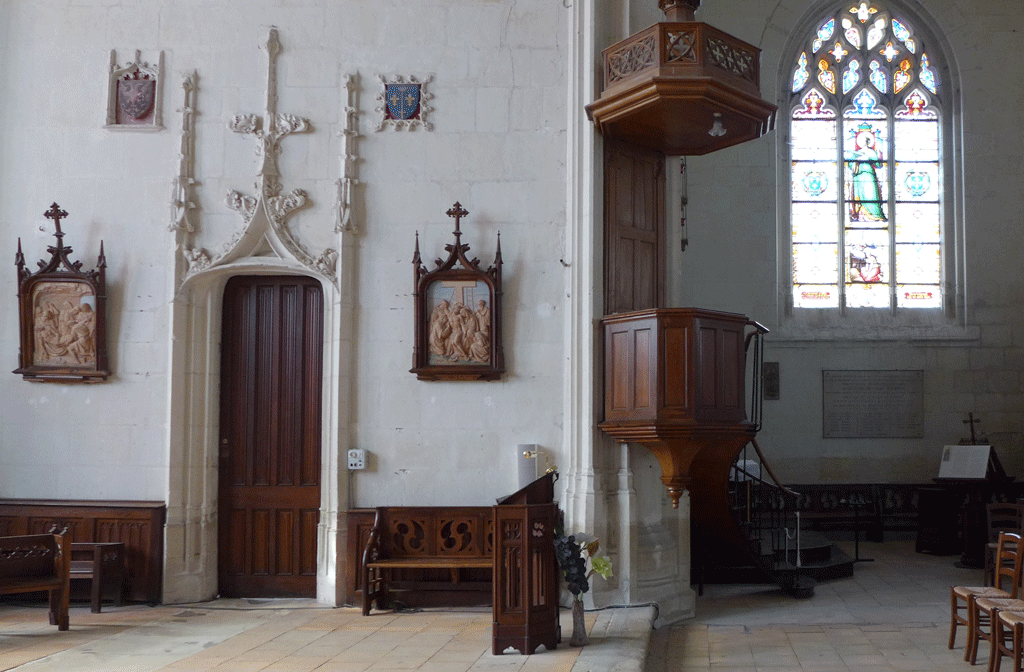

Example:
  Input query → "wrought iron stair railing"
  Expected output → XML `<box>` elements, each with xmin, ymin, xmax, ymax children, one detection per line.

<box><xmin>727</xmin><ymin>439</ymin><xmax>816</xmax><ymax>596</ymax></box>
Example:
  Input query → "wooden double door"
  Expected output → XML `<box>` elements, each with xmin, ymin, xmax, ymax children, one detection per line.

<box><xmin>218</xmin><ymin>276</ymin><xmax>323</xmax><ymax>598</ymax></box>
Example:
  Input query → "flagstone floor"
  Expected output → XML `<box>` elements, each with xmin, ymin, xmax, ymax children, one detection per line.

<box><xmin>646</xmin><ymin>538</ymin><xmax>989</xmax><ymax>672</ymax></box>
<box><xmin>0</xmin><ymin>600</ymin><xmax>596</xmax><ymax>672</ymax></box>
<box><xmin>0</xmin><ymin>538</ymin><xmax>994</xmax><ymax>672</ymax></box>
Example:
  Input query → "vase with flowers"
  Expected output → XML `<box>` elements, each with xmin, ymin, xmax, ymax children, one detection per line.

<box><xmin>553</xmin><ymin>531</ymin><xmax>613</xmax><ymax>646</ymax></box>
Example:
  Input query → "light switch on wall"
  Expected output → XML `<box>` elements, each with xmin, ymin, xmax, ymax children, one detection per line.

<box><xmin>347</xmin><ymin>449</ymin><xmax>366</xmax><ymax>470</ymax></box>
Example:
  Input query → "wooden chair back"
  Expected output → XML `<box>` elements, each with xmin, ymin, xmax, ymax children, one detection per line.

<box><xmin>994</xmin><ymin>531</ymin><xmax>1024</xmax><ymax>597</ymax></box>
<box><xmin>987</xmin><ymin>503</ymin><xmax>1024</xmax><ymax>542</ymax></box>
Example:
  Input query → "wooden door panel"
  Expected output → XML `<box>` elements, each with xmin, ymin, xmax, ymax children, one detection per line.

<box><xmin>219</xmin><ymin>276</ymin><xmax>323</xmax><ymax>598</ymax></box>
<box><xmin>604</xmin><ymin>139</ymin><xmax>665</xmax><ymax>314</ymax></box>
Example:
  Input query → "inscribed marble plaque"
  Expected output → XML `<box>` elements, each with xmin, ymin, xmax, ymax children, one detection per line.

<box><xmin>822</xmin><ymin>370</ymin><xmax>924</xmax><ymax>438</ymax></box>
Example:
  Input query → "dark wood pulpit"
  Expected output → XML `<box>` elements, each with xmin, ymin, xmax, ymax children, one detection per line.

<box><xmin>492</xmin><ymin>473</ymin><xmax>560</xmax><ymax>655</ymax></box>
<box><xmin>599</xmin><ymin>308</ymin><xmax>763</xmax><ymax>508</ymax></box>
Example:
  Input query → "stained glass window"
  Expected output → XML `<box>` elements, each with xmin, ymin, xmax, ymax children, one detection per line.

<box><xmin>818</xmin><ymin>59</ymin><xmax>836</xmax><ymax>94</ymax></box>
<box><xmin>814</xmin><ymin>18</ymin><xmax>836</xmax><ymax>53</ymax></box>
<box><xmin>842</xmin><ymin>18</ymin><xmax>862</xmax><ymax>48</ymax></box>
<box><xmin>920</xmin><ymin>54</ymin><xmax>937</xmax><ymax>94</ymax></box>
<box><xmin>867</xmin><ymin>17</ymin><xmax>886</xmax><ymax>49</ymax></box>
<box><xmin>789</xmin><ymin>2</ymin><xmax>943</xmax><ymax>310</ymax></box>
<box><xmin>793</xmin><ymin>52</ymin><xmax>810</xmax><ymax>92</ymax></box>
<box><xmin>842</xmin><ymin>60</ymin><xmax>861</xmax><ymax>94</ymax></box>
<box><xmin>830</xmin><ymin>42</ymin><xmax>849</xmax><ymax>61</ymax></box>
<box><xmin>869</xmin><ymin>60</ymin><xmax>887</xmax><ymax>91</ymax></box>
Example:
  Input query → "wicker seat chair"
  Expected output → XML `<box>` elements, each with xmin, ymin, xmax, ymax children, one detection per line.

<box><xmin>952</xmin><ymin>531</ymin><xmax>1023</xmax><ymax>651</ymax></box>
<box><xmin>992</xmin><ymin>608</ymin><xmax>1024</xmax><ymax>672</ymax></box>
<box><xmin>967</xmin><ymin>531</ymin><xmax>1024</xmax><ymax>665</ymax></box>
<box><xmin>986</xmin><ymin>504</ymin><xmax>1024</xmax><ymax>586</ymax></box>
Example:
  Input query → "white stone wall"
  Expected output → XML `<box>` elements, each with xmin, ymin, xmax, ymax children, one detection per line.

<box><xmin>0</xmin><ymin>0</ymin><xmax>569</xmax><ymax>508</ymax></box>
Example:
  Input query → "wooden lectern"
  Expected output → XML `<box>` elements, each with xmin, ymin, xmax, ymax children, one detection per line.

<box><xmin>492</xmin><ymin>472</ymin><xmax>560</xmax><ymax>655</ymax></box>
<box><xmin>919</xmin><ymin>445</ymin><xmax>1015</xmax><ymax>567</ymax></box>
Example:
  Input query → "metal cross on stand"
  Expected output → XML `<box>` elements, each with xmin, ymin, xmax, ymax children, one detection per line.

<box><xmin>963</xmin><ymin>412</ymin><xmax>981</xmax><ymax>444</ymax></box>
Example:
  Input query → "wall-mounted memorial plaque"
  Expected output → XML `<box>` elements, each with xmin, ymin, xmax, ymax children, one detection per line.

<box><xmin>822</xmin><ymin>370</ymin><xmax>923</xmax><ymax>438</ymax></box>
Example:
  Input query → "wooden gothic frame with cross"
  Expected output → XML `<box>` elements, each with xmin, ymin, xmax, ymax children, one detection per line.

<box><xmin>14</xmin><ymin>203</ymin><xmax>109</xmax><ymax>383</ymax></box>
<box><xmin>411</xmin><ymin>202</ymin><xmax>504</xmax><ymax>381</ymax></box>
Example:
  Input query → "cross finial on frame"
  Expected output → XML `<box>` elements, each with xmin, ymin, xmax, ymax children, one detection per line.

<box><xmin>44</xmin><ymin>202</ymin><xmax>68</xmax><ymax>238</ymax></box>
<box><xmin>446</xmin><ymin>202</ymin><xmax>469</xmax><ymax>235</ymax></box>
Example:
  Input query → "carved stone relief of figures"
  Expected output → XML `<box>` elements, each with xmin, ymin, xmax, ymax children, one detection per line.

<box><xmin>31</xmin><ymin>283</ymin><xmax>97</xmax><ymax>366</ymax></box>
<box><xmin>15</xmin><ymin>203</ymin><xmax>109</xmax><ymax>382</ymax></box>
<box><xmin>411</xmin><ymin>202</ymin><xmax>504</xmax><ymax>381</ymax></box>
<box><xmin>426</xmin><ymin>281</ymin><xmax>492</xmax><ymax>365</ymax></box>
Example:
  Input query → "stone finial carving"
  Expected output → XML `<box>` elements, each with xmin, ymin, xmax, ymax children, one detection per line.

<box><xmin>336</xmin><ymin>73</ymin><xmax>360</xmax><ymax>233</ymax></box>
<box><xmin>171</xmin><ymin>72</ymin><xmax>199</xmax><ymax>237</ymax></box>
<box><xmin>106</xmin><ymin>50</ymin><xmax>164</xmax><ymax>131</ymax></box>
<box><xmin>170</xmin><ymin>71</ymin><xmax>207</xmax><ymax>287</ymax></box>
<box><xmin>375</xmin><ymin>74</ymin><xmax>434</xmax><ymax>131</ymax></box>
<box><xmin>185</xmin><ymin>28</ymin><xmax>337</xmax><ymax>284</ymax></box>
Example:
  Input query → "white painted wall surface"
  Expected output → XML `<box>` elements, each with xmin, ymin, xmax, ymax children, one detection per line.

<box><xmin>0</xmin><ymin>0</ymin><xmax>569</xmax><ymax>508</ymax></box>
<box><xmin>0</xmin><ymin>0</ymin><xmax>1021</xmax><ymax>615</ymax></box>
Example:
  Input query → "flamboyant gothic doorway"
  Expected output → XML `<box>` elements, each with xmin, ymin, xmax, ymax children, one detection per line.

<box><xmin>217</xmin><ymin>275</ymin><xmax>324</xmax><ymax>597</ymax></box>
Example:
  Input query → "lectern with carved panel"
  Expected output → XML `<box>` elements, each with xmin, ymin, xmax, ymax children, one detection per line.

<box><xmin>492</xmin><ymin>473</ymin><xmax>559</xmax><ymax>655</ymax></box>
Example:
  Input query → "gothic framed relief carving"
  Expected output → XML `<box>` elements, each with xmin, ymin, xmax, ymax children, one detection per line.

<box><xmin>105</xmin><ymin>50</ymin><xmax>164</xmax><ymax>131</ymax></box>
<box><xmin>411</xmin><ymin>203</ymin><xmax>504</xmax><ymax>381</ymax></box>
<box><xmin>14</xmin><ymin>204</ymin><xmax>109</xmax><ymax>383</ymax></box>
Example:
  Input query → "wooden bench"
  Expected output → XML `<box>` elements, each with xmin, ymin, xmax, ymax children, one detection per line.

<box><xmin>362</xmin><ymin>506</ymin><xmax>493</xmax><ymax>615</ymax></box>
<box><xmin>70</xmin><ymin>542</ymin><xmax>126</xmax><ymax>613</ymax></box>
<box><xmin>0</xmin><ymin>532</ymin><xmax>70</xmax><ymax>630</ymax></box>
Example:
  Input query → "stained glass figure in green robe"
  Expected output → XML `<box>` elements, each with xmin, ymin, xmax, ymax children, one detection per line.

<box><xmin>847</xmin><ymin>122</ymin><xmax>887</xmax><ymax>222</ymax></box>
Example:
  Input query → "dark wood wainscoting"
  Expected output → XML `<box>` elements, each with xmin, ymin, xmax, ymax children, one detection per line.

<box><xmin>0</xmin><ymin>499</ymin><xmax>165</xmax><ymax>604</ymax></box>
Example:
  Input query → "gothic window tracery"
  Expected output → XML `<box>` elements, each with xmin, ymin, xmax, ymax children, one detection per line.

<box><xmin>788</xmin><ymin>2</ymin><xmax>945</xmax><ymax>311</ymax></box>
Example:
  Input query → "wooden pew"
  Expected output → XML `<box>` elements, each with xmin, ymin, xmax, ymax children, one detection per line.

<box><xmin>70</xmin><ymin>542</ymin><xmax>126</xmax><ymax>613</ymax></box>
<box><xmin>361</xmin><ymin>506</ymin><xmax>493</xmax><ymax>615</ymax></box>
<box><xmin>0</xmin><ymin>532</ymin><xmax>70</xmax><ymax>630</ymax></box>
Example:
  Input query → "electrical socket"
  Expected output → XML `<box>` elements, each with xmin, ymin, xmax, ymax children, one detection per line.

<box><xmin>347</xmin><ymin>448</ymin><xmax>366</xmax><ymax>470</ymax></box>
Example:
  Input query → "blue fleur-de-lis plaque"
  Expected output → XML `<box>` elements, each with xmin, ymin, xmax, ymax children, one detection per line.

<box><xmin>385</xmin><ymin>83</ymin><xmax>421</xmax><ymax>121</ymax></box>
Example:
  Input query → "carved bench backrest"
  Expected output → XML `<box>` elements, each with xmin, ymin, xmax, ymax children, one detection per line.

<box><xmin>0</xmin><ymin>534</ymin><xmax>61</xmax><ymax>581</ymax></box>
<box><xmin>379</xmin><ymin>507</ymin><xmax>493</xmax><ymax>558</ymax></box>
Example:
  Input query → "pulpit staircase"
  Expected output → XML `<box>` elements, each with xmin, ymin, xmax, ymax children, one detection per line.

<box><xmin>691</xmin><ymin>439</ymin><xmax>855</xmax><ymax>598</ymax></box>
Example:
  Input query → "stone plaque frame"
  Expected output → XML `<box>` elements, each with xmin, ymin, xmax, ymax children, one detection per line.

<box><xmin>14</xmin><ymin>204</ymin><xmax>109</xmax><ymax>383</ymax></box>
<box><xmin>411</xmin><ymin>202</ymin><xmax>504</xmax><ymax>381</ymax></box>
<box><xmin>822</xmin><ymin>370</ymin><xmax>923</xmax><ymax>438</ymax></box>
<box><xmin>374</xmin><ymin>73</ymin><xmax>433</xmax><ymax>131</ymax></box>
<box><xmin>105</xmin><ymin>49</ymin><xmax>164</xmax><ymax>131</ymax></box>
